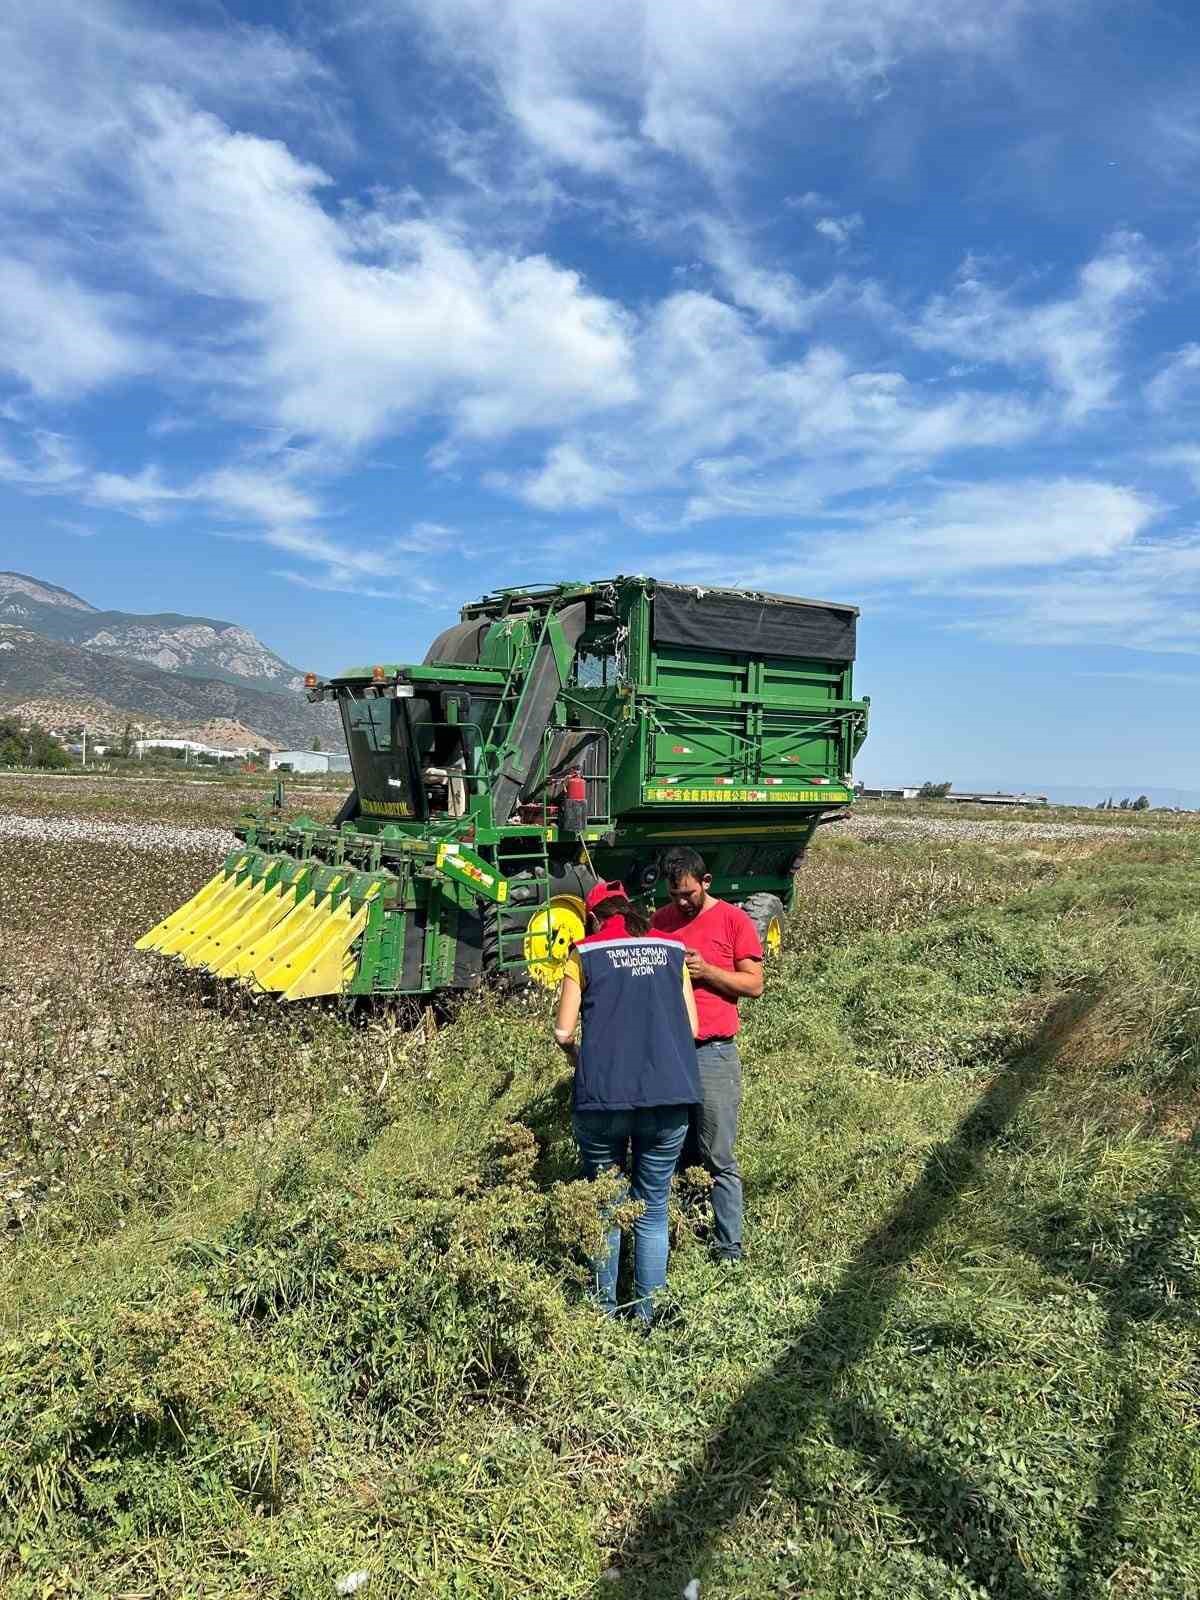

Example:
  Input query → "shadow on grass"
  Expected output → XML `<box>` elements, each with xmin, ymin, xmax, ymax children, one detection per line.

<box><xmin>1052</xmin><ymin>1131</ymin><xmax>1198</xmax><ymax>1600</ymax></box>
<box><xmin>596</xmin><ymin>990</ymin><xmax>1101</xmax><ymax>1599</ymax></box>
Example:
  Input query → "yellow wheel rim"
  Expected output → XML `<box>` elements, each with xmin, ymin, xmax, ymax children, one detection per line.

<box><xmin>523</xmin><ymin>895</ymin><xmax>586</xmax><ymax>987</ymax></box>
<box><xmin>765</xmin><ymin>916</ymin><xmax>783</xmax><ymax>956</ymax></box>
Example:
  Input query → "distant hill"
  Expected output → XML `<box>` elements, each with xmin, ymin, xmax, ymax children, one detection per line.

<box><xmin>0</xmin><ymin>571</ymin><xmax>306</xmax><ymax>694</ymax></box>
<box><xmin>0</xmin><ymin>624</ymin><xmax>339</xmax><ymax>749</ymax></box>
<box><xmin>4</xmin><ymin>697</ymin><xmax>282</xmax><ymax>753</ymax></box>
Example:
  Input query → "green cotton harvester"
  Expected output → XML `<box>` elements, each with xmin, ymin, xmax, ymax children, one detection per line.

<box><xmin>136</xmin><ymin>577</ymin><xmax>869</xmax><ymax>1000</ymax></box>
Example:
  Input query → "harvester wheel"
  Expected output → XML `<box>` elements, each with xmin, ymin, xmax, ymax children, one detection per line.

<box><xmin>481</xmin><ymin>902</ymin><xmax>528</xmax><ymax>990</ymax></box>
<box><xmin>740</xmin><ymin>892</ymin><xmax>786</xmax><ymax>957</ymax></box>
<box><xmin>482</xmin><ymin>865</ymin><xmax>593</xmax><ymax>990</ymax></box>
<box><xmin>522</xmin><ymin>895</ymin><xmax>586</xmax><ymax>988</ymax></box>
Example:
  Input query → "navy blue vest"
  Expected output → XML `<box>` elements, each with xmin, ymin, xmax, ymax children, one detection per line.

<box><xmin>573</xmin><ymin>933</ymin><xmax>701</xmax><ymax>1113</ymax></box>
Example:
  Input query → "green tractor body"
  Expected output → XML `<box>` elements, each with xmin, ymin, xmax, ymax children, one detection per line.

<box><xmin>137</xmin><ymin>577</ymin><xmax>868</xmax><ymax>998</ymax></box>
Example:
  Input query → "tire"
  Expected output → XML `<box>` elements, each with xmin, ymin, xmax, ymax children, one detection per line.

<box><xmin>482</xmin><ymin>891</ymin><xmax>536</xmax><ymax>990</ymax></box>
<box><xmin>482</xmin><ymin>863</ymin><xmax>593</xmax><ymax>988</ymax></box>
<box><xmin>740</xmin><ymin>892</ymin><xmax>786</xmax><ymax>957</ymax></box>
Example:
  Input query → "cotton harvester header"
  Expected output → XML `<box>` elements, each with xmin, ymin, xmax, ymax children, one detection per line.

<box><xmin>137</xmin><ymin>577</ymin><xmax>868</xmax><ymax>1000</ymax></box>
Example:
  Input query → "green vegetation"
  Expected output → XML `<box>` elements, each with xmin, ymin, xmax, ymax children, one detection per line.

<box><xmin>0</xmin><ymin>716</ymin><xmax>70</xmax><ymax>770</ymax></box>
<box><xmin>1</xmin><ymin>776</ymin><xmax>1197</xmax><ymax>1598</ymax></box>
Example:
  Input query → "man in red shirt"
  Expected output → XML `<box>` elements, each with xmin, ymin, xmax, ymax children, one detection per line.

<box><xmin>651</xmin><ymin>847</ymin><xmax>763</xmax><ymax>1263</ymax></box>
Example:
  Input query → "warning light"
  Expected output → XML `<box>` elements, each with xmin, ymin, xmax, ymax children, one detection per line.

<box><xmin>372</xmin><ymin>665</ymin><xmax>387</xmax><ymax>683</ymax></box>
<box><xmin>304</xmin><ymin>672</ymin><xmax>318</xmax><ymax>688</ymax></box>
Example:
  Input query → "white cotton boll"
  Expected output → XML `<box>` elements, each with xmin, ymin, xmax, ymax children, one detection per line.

<box><xmin>682</xmin><ymin>1581</ymin><xmax>701</xmax><ymax>1600</ymax></box>
<box><xmin>335</xmin><ymin>1573</ymin><xmax>370</xmax><ymax>1597</ymax></box>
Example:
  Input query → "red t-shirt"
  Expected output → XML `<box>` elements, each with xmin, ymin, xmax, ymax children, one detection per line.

<box><xmin>650</xmin><ymin>899</ymin><xmax>763</xmax><ymax>1039</ymax></box>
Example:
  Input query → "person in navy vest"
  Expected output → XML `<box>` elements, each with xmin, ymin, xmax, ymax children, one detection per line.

<box><xmin>554</xmin><ymin>878</ymin><xmax>700</xmax><ymax>1327</ymax></box>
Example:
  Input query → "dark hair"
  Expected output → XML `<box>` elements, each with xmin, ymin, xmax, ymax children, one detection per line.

<box><xmin>663</xmin><ymin>846</ymin><xmax>708</xmax><ymax>887</ymax></box>
<box><xmin>588</xmin><ymin>895</ymin><xmax>651</xmax><ymax>936</ymax></box>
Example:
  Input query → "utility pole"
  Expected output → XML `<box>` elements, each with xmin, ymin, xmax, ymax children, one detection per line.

<box><xmin>82</xmin><ymin>727</ymin><xmax>87</xmax><ymax>769</ymax></box>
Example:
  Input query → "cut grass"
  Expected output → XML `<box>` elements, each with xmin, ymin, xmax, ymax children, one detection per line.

<box><xmin>0</xmin><ymin>782</ymin><xmax>1197</xmax><ymax>1597</ymax></box>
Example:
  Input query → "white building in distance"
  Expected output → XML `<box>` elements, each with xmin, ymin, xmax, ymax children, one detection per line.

<box><xmin>134</xmin><ymin>738</ymin><xmax>249</xmax><ymax>762</ymax></box>
<box><xmin>267</xmin><ymin>749</ymin><xmax>351</xmax><ymax>775</ymax></box>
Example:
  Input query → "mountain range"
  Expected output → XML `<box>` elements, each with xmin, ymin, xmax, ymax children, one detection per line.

<box><xmin>0</xmin><ymin>572</ymin><xmax>340</xmax><ymax>750</ymax></box>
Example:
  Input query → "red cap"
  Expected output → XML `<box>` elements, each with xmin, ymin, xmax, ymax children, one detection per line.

<box><xmin>585</xmin><ymin>879</ymin><xmax>629</xmax><ymax>915</ymax></box>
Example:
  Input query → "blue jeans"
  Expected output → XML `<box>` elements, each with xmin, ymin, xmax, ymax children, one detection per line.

<box><xmin>695</xmin><ymin>1039</ymin><xmax>744</xmax><ymax>1260</ymax></box>
<box><xmin>573</xmin><ymin>1106</ymin><xmax>690</xmax><ymax>1324</ymax></box>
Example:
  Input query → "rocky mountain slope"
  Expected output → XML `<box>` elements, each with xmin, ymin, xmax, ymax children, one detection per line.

<box><xmin>0</xmin><ymin>572</ymin><xmax>305</xmax><ymax>693</ymax></box>
<box><xmin>4</xmin><ymin>696</ymin><xmax>281</xmax><ymax>752</ymax></box>
<box><xmin>0</xmin><ymin>624</ymin><xmax>339</xmax><ymax>749</ymax></box>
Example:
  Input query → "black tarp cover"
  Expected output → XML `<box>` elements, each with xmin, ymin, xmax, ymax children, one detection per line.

<box><xmin>423</xmin><ymin>618</ymin><xmax>491</xmax><ymax>665</ymax></box>
<box><xmin>653</xmin><ymin>585</ymin><xmax>856</xmax><ymax>663</ymax></box>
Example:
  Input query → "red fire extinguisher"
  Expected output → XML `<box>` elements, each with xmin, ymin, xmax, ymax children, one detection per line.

<box><xmin>563</xmin><ymin>768</ymin><xmax>587</xmax><ymax>834</ymax></box>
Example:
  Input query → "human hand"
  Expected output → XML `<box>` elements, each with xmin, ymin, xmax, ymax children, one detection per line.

<box><xmin>684</xmin><ymin>950</ymin><xmax>709</xmax><ymax>981</ymax></box>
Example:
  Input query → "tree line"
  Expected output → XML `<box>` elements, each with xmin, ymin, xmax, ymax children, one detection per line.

<box><xmin>0</xmin><ymin>716</ymin><xmax>71</xmax><ymax>770</ymax></box>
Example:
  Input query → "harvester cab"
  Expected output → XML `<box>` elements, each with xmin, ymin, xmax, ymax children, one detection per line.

<box><xmin>137</xmin><ymin>577</ymin><xmax>868</xmax><ymax>1002</ymax></box>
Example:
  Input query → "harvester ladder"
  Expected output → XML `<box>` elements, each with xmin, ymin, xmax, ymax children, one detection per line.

<box><xmin>487</xmin><ymin>605</ymin><xmax>578</xmax><ymax>978</ymax></box>
<box><xmin>492</xmin><ymin>832</ymin><xmax>554</xmax><ymax>972</ymax></box>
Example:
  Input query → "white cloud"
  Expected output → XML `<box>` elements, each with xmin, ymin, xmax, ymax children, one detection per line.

<box><xmin>89</xmin><ymin>463</ymin><xmax>320</xmax><ymax>525</ymax></box>
<box><xmin>505</xmin><ymin>290</ymin><xmax>1041</xmax><ymax>515</ymax></box>
<box><xmin>88</xmin><ymin>465</ymin><xmax>182</xmax><ymax>519</ymax></box>
<box><xmin>912</xmin><ymin>232</ymin><xmax>1156</xmax><ymax>420</ymax></box>
<box><xmin>652</xmin><ymin>477</ymin><xmax>1200</xmax><ymax>657</ymax></box>
<box><xmin>1146</xmin><ymin>444</ymin><xmax>1200</xmax><ymax>493</ymax></box>
<box><xmin>698</xmin><ymin>218</ymin><xmax>833</xmax><ymax>331</ymax></box>
<box><xmin>1146</xmin><ymin>344</ymin><xmax>1200</xmax><ymax>412</ymax></box>
<box><xmin>0</xmin><ymin>0</ymin><xmax>332</xmax><ymax>206</ymax></box>
<box><xmin>1143</xmin><ymin>94</ymin><xmax>1200</xmax><ymax>186</ymax></box>
<box><xmin>497</xmin><ymin>442</ymin><xmax>632</xmax><ymax>512</ymax></box>
<box><xmin>0</xmin><ymin>3</ymin><xmax>333</xmax><ymax>407</ymax></box>
<box><xmin>121</xmin><ymin>93</ymin><xmax>637</xmax><ymax>449</ymax></box>
<box><xmin>952</xmin><ymin>544</ymin><xmax>1200</xmax><ymax>653</ymax></box>
<box><xmin>666</xmin><ymin>478</ymin><xmax>1160</xmax><ymax>592</ymax></box>
<box><xmin>0</xmin><ymin>0</ymin><xmax>1127</xmax><ymax>546</ymax></box>
<box><xmin>0</xmin><ymin>428</ymin><xmax>86</xmax><ymax>488</ymax></box>
<box><xmin>930</xmin><ymin>529</ymin><xmax>1200</xmax><ymax>654</ymax></box>
<box><xmin>813</xmin><ymin>213</ymin><xmax>864</xmax><ymax>248</ymax></box>
<box><xmin>850</xmin><ymin>478</ymin><xmax>1158</xmax><ymax>580</ymax></box>
<box><xmin>90</xmin><ymin>457</ymin><xmax>465</xmax><ymax>596</ymax></box>
<box><xmin>398</xmin><ymin>0</ymin><xmax>1042</xmax><ymax>184</ymax></box>
<box><xmin>266</xmin><ymin>524</ymin><xmax>463</xmax><ymax>600</ymax></box>
<box><xmin>199</xmin><ymin>469</ymin><xmax>322</xmax><ymax>526</ymax></box>
<box><xmin>0</xmin><ymin>255</ymin><xmax>149</xmax><ymax>398</ymax></box>
<box><xmin>2</xmin><ymin>0</ymin><xmax>1194</xmax><ymax>670</ymax></box>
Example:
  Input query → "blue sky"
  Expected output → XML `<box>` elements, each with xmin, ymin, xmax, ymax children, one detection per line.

<box><xmin>3</xmin><ymin>0</ymin><xmax>1200</xmax><ymax>792</ymax></box>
